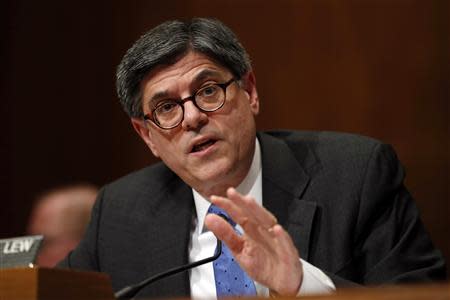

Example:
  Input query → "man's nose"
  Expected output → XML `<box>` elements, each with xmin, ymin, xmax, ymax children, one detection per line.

<box><xmin>181</xmin><ymin>101</ymin><xmax>208</xmax><ymax>130</ymax></box>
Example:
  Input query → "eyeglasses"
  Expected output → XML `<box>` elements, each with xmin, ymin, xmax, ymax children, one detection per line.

<box><xmin>144</xmin><ymin>78</ymin><xmax>236</xmax><ymax>129</ymax></box>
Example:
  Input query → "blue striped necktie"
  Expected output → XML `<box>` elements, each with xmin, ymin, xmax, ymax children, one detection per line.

<box><xmin>207</xmin><ymin>204</ymin><xmax>257</xmax><ymax>297</ymax></box>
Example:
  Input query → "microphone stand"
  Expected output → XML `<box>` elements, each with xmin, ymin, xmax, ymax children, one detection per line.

<box><xmin>115</xmin><ymin>239</ymin><xmax>222</xmax><ymax>299</ymax></box>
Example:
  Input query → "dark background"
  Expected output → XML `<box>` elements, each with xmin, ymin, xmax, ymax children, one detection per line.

<box><xmin>2</xmin><ymin>1</ymin><xmax>449</xmax><ymax>265</ymax></box>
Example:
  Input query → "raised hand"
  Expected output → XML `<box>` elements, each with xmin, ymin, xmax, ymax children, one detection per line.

<box><xmin>204</xmin><ymin>187</ymin><xmax>303</xmax><ymax>296</ymax></box>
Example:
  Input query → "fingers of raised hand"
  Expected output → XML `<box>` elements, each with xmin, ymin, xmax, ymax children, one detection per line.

<box><xmin>227</xmin><ymin>188</ymin><xmax>278</xmax><ymax>230</ymax></box>
<box><xmin>209</xmin><ymin>188</ymin><xmax>281</xmax><ymax>254</ymax></box>
<box><xmin>210</xmin><ymin>188</ymin><xmax>278</xmax><ymax>232</ymax></box>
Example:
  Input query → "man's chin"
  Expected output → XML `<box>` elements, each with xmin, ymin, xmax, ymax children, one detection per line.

<box><xmin>190</xmin><ymin>168</ymin><xmax>233</xmax><ymax>195</ymax></box>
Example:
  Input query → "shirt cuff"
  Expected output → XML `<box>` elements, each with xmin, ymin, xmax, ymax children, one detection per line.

<box><xmin>298</xmin><ymin>259</ymin><xmax>336</xmax><ymax>296</ymax></box>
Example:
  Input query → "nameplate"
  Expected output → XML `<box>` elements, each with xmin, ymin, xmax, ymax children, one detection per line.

<box><xmin>0</xmin><ymin>235</ymin><xmax>43</xmax><ymax>269</ymax></box>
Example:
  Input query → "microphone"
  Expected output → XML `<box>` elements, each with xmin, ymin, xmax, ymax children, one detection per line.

<box><xmin>115</xmin><ymin>239</ymin><xmax>222</xmax><ymax>299</ymax></box>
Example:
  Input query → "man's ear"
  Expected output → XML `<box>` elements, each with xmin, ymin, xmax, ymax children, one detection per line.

<box><xmin>131</xmin><ymin>118</ymin><xmax>160</xmax><ymax>157</ymax></box>
<box><xmin>241</xmin><ymin>71</ymin><xmax>259</xmax><ymax>115</ymax></box>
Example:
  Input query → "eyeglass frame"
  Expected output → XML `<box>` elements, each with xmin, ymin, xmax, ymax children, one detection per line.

<box><xmin>143</xmin><ymin>78</ymin><xmax>236</xmax><ymax>129</ymax></box>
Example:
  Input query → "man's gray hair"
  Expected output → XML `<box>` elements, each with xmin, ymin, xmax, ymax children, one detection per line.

<box><xmin>116</xmin><ymin>18</ymin><xmax>252</xmax><ymax>118</ymax></box>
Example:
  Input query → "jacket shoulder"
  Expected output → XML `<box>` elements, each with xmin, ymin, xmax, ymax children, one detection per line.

<box><xmin>261</xmin><ymin>130</ymin><xmax>386</xmax><ymax>164</ymax></box>
<box><xmin>102</xmin><ymin>162</ymin><xmax>177</xmax><ymax>202</ymax></box>
<box><xmin>263</xmin><ymin>130</ymin><xmax>382</xmax><ymax>152</ymax></box>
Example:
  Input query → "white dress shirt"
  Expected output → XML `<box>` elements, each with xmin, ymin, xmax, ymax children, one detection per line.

<box><xmin>189</xmin><ymin>139</ymin><xmax>335</xmax><ymax>299</ymax></box>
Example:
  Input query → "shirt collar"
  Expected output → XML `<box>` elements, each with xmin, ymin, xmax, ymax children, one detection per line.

<box><xmin>193</xmin><ymin>138</ymin><xmax>262</xmax><ymax>234</ymax></box>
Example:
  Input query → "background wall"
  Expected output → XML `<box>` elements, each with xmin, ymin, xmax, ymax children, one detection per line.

<box><xmin>2</xmin><ymin>0</ymin><xmax>448</xmax><ymax>265</ymax></box>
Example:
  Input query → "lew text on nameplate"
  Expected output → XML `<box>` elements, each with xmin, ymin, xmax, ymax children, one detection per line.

<box><xmin>0</xmin><ymin>235</ymin><xmax>43</xmax><ymax>269</ymax></box>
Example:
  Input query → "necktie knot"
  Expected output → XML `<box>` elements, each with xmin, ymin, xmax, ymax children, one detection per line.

<box><xmin>207</xmin><ymin>204</ymin><xmax>236</xmax><ymax>227</ymax></box>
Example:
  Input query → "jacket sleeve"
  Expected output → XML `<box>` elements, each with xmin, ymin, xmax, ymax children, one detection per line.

<box><xmin>56</xmin><ymin>187</ymin><xmax>105</xmax><ymax>271</ymax></box>
<box><xmin>333</xmin><ymin>143</ymin><xmax>447</xmax><ymax>285</ymax></box>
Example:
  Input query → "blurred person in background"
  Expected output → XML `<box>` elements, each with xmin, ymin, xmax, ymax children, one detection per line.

<box><xmin>27</xmin><ymin>184</ymin><xmax>97</xmax><ymax>267</ymax></box>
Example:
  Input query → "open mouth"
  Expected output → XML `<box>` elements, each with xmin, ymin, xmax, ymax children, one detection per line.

<box><xmin>191</xmin><ymin>139</ymin><xmax>216</xmax><ymax>153</ymax></box>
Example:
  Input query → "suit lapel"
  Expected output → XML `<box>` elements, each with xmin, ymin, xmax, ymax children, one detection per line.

<box><xmin>258</xmin><ymin>132</ymin><xmax>318</xmax><ymax>260</ymax></box>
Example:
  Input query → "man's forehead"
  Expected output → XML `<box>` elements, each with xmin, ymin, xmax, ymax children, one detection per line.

<box><xmin>142</xmin><ymin>52</ymin><xmax>230</xmax><ymax>86</ymax></box>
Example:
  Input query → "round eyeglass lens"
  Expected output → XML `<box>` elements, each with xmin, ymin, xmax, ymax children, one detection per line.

<box><xmin>196</xmin><ymin>86</ymin><xmax>225</xmax><ymax>111</ymax></box>
<box><xmin>155</xmin><ymin>103</ymin><xmax>183</xmax><ymax>127</ymax></box>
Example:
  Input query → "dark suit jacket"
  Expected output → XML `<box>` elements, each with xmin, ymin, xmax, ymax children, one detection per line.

<box><xmin>59</xmin><ymin>131</ymin><xmax>446</xmax><ymax>298</ymax></box>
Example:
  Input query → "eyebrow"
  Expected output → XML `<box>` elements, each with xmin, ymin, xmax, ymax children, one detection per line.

<box><xmin>147</xmin><ymin>69</ymin><xmax>225</xmax><ymax>108</ymax></box>
<box><xmin>149</xmin><ymin>91</ymin><xmax>171</xmax><ymax>107</ymax></box>
<box><xmin>191</xmin><ymin>69</ymin><xmax>223</xmax><ymax>85</ymax></box>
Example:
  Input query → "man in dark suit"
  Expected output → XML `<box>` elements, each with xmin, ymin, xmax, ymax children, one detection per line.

<box><xmin>58</xmin><ymin>18</ymin><xmax>446</xmax><ymax>298</ymax></box>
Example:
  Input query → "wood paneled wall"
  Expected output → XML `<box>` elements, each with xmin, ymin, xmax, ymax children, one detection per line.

<box><xmin>2</xmin><ymin>0</ymin><xmax>448</xmax><ymax>264</ymax></box>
